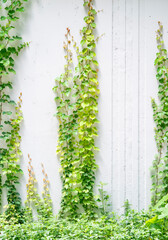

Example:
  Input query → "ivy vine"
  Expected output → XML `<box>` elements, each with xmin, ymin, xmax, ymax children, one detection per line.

<box><xmin>77</xmin><ymin>0</ymin><xmax>99</xmax><ymax>216</ymax></box>
<box><xmin>3</xmin><ymin>93</ymin><xmax>24</xmax><ymax>221</ymax></box>
<box><xmin>54</xmin><ymin>0</ymin><xmax>99</xmax><ymax>218</ymax></box>
<box><xmin>54</xmin><ymin>27</ymin><xmax>79</xmax><ymax>218</ymax></box>
<box><xmin>25</xmin><ymin>154</ymin><xmax>53</xmax><ymax>220</ymax></box>
<box><xmin>151</xmin><ymin>22</ymin><xmax>168</xmax><ymax>205</ymax></box>
<box><xmin>0</xmin><ymin>0</ymin><xmax>29</xmax><ymax>219</ymax></box>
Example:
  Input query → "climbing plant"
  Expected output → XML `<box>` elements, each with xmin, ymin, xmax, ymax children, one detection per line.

<box><xmin>54</xmin><ymin>0</ymin><xmax>99</xmax><ymax>218</ymax></box>
<box><xmin>0</xmin><ymin>0</ymin><xmax>29</xmax><ymax>215</ymax></box>
<box><xmin>77</xmin><ymin>0</ymin><xmax>99</xmax><ymax>216</ymax></box>
<box><xmin>41</xmin><ymin>163</ymin><xmax>53</xmax><ymax>218</ymax></box>
<box><xmin>3</xmin><ymin>93</ymin><xmax>24</xmax><ymax>222</ymax></box>
<box><xmin>25</xmin><ymin>155</ymin><xmax>53</xmax><ymax>220</ymax></box>
<box><xmin>151</xmin><ymin>22</ymin><xmax>168</xmax><ymax>205</ymax></box>
<box><xmin>54</xmin><ymin>27</ymin><xmax>79</xmax><ymax>218</ymax></box>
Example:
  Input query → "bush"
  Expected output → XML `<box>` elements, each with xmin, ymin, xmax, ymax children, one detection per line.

<box><xmin>0</xmin><ymin>210</ymin><xmax>167</xmax><ymax>240</ymax></box>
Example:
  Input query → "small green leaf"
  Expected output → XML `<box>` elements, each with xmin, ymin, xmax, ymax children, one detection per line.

<box><xmin>13</xmin><ymin>36</ymin><xmax>22</xmax><ymax>40</ymax></box>
<box><xmin>8</xmin><ymin>68</ymin><xmax>16</xmax><ymax>74</ymax></box>
<box><xmin>1</xmin><ymin>16</ymin><xmax>6</xmax><ymax>21</ymax></box>
<box><xmin>83</xmin><ymin>1</ymin><xmax>89</xmax><ymax>6</ymax></box>
<box><xmin>81</xmin><ymin>39</ymin><xmax>86</xmax><ymax>46</ymax></box>
<box><xmin>3</xmin><ymin>111</ymin><xmax>12</xmax><ymax>115</ymax></box>
<box><xmin>16</xmin><ymin>7</ymin><xmax>25</xmax><ymax>12</ymax></box>
<box><xmin>91</xmin><ymin>22</ymin><xmax>96</xmax><ymax>28</ymax></box>
<box><xmin>92</xmin><ymin>60</ymin><xmax>99</xmax><ymax>66</ymax></box>
<box><xmin>91</xmin><ymin>9</ymin><xmax>97</xmax><ymax>15</ymax></box>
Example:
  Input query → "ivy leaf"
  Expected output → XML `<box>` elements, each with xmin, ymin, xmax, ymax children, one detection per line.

<box><xmin>83</xmin><ymin>1</ymin><xmax>89</xmax><ymax>6</ymax></box>
<box><xmin>92</xmin><ymin>60</ymin><xmax>99</xmax><ymax>66</ymax></box>
<box><xmin>82</xmin><ymin>27</ymin><xmax>87</xmax><ymax>33</ymax></box>
<box><xmin>13</xmin><ymin>36</ymin><xmax>22</xmax><ymax>40</ymax></box>
<box><xmin>53</xmin><ymin>86</ymin><xmax>58</xmax><ymax>91</ymax></box>
<box><xmin>90</xmin><ymin>78</ymin><xmax>98</xmax><ymax>84</ymax></box>
<box><xmin>80</xmin><ymin>39</ymin><xmax>86</xmax><ymax>46</ymax></box>
<box><xmin>2</xmin><ymin>111</ymin><xmax>12</xmax><ymax>115</ymax></box>
<box><xmin>90</xmin><ymin>9</ymin><xmax>97</xmax><ymax>15</ymax></box>
<box><xmin>86</xmin><ymin>35</ymin><xmax>94</xmax><ymax>42</ymax></box>
<box><xmin>0</xmin><ymin>44</ymin><xmax>4</xmax><ymax>50</ymax></box>
<box><xmin>9</xmin><ymin>100</ymin><xmax>16</xmax><ymax>105</ymax></box>
<box><xmin>1</xmin><ymin>16</ymin><xmax>6</xmax><ymax>21</ymax></box>
<box><xmin>82</xmin><ymin>48</ymin><xmax>88</xmax><ymax>54</ymax></box>
<box><xmin>16</xmin><ymin>7</ymin><xmax>25</xmax><ymax>12</ymax></box>
<box><xmin>94</xmin><ymin>146</ymin><xmax>100</xmax><ymax>151</ymax></box>
<box><xmin>86</xmin><ymin>29</ymin><xmax>92</xmax><ymax>35</ymax></box>
<box><xmin>87</xmin><ymin>43</ymin><xmax>96</xmax><ymax>50</ymax></box>
<box><xmin>91</xmin><ymin>22</ymin><xmax>96</xmax><ymax>28</ymax></box>
<box><xmin>8</xmin><ymin>68</ymin><xmax>16</xmax><ymax>74</ymax></box>
<box><xmin>3</xmin><ymin>59</ymin><xmax>10</xmax><ymax>67</ymax></box>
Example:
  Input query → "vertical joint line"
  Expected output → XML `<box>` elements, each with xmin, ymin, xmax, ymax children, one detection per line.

<box><xmin>124</xmin><ymin>0</ymin><xmax>127</xmax><ymax>202</ymax></box>
<box><xmin>138</xmin><ymin>0</ymin><xmax>140</xmax><ymax>211</ymax></box>
<box><xmin>111</xmin><ymin>0</ymin><xmax>114</xmax><ymax>209</ymax></box>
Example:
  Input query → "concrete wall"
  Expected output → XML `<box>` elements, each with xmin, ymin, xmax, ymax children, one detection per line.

<box><xmin>9</xmin><ymin>0</ymin><xmax>168</xmax><ymax>214</ymax></box>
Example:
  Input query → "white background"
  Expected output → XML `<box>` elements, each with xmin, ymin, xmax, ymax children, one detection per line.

<box><xmin>7</xmin><ymin>0</ymin><xmax>168</xmax><ymax>214</ymax></box>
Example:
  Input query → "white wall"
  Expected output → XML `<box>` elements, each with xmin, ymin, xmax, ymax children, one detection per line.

<box><xmin>10</xmin><ymin>0</ymin><xmax>168</xmax><ymax>214</ymax></box>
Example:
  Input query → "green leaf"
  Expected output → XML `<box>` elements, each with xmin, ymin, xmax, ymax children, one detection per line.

<box><xmin>9</xmin><ymin>100</ymin><xmax>16</xmax><ymax>105</ymax></box>
<box><xmin>53</xmin><ymin>86</ymin><xmax>58</xmax><ymax>91</ymax></box>
<box><xmin>155</xmin><ymin>194</ymin><xmax>168</xmax><ymax>209</ymax></box>
<box><xmin>3</xmin><ymin>60</ymin><xmax>10</xmax><ymax>67</ymax></box>
<box><xmin>13</xmin><ymin>36</ymin><xmax>22</xmax><ymax>40</ymax></box>
<box><xmin>87</xmin><ymin>43</ymin><xmax>96</xmax><ymax>50</ymax></box>
<box><xmin>90</xmin><ymin>9</ymin><xmax>97</xmax><ymax>15</ymax></box>
<box><xmin>80</xmin><ymin>39</ymin><xmax>86</xmax><ymax>46</ymax></box>
<box><xmin>91</xmin><ymin>22</ymin><xmax>96</xmax><ymax>28</ymax></box>
<box><xmin>82</xmin><ymin>27</ymin><xmax>87</xmax><ymax>33</ymax></box>
<box><xmin>2</xmin><ymin>111</ymin><xmax>12</xmax><ymax>115</ymax></box>
<box><xmin>82</xmin><ymin>48</ymin><xmax>88</xmax><ymax>54</ymax></box>
<box><xmin>0</xmin><ymin>44</ymin><xmax>4</xmax><ymax>50</ymax></box>
<box><xmin>1</xmin><ymin>16</ymin><xmax>6</xmax><ymax>21</ymax></box>
<box><xmin>87</xmin><ymin>35</ymin><xmax>94</xmax><ymax>42</ymax></box>
<box><xmin>86</xmin><ymin>29</ymin><xmax>92</xmax><ymax>35</ymax></box>
<box><xmin>16</xmin><ymin>7</ymin><xmax>25</xmax><ymax>12</ymax></box>
<box><xmin>8</xmin><ymin>68</ymin><xmax>16</xmax><ymax>74</ymax></box>
<box><xmin>83</xmin><ymin>1</ymin><xmax>89</xmax><ymax>6</ymax></box>
<box><xmin>92</xmin><ymin>60</ymin><xmax>99</xmax><ymax>66</ymax></box>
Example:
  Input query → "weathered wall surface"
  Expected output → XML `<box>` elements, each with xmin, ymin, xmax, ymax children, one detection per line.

<box><xmin>9</xmin><ymin>0</ymin><xmax>168</xmax><ymax>213</ymax></box>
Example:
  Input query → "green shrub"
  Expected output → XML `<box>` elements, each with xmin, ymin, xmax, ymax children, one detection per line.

<box><xmin>0</xmin><ymin>210</ymin><xmax>167</xmax><ymax>240</ymax></box>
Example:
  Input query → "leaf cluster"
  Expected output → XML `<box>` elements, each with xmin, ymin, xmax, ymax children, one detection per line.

<box><xmin>0</xmin><ymin>0</ymin><xmax>29</xmax><ymax>220</ymax></box>
<box><xmin>25</xmin><ymin>155</ymin><xmax>53</xmax><ymax>220</ymax></box>
<box><xmin>53</xmin><ymin>0</ymin><xmax>99</xmax><ymax>218</ymax></box>
<box><xmin>94</xmin><ymin>182</ymin><xmax>111</xmax><ymax>216</ymax></box>
<box><xmin>146</xmin><ymin>194</ymin><xmax>168</xmax><ymax>232</ymax></box>
<box><xmin>0</xmin><ymin>210</ymin><xmax>167</xmax><ymax>239</ymax></box>
<box><xmin>151</xmin><ymin>22</ymin><xmax>168</xmax><ymax>205</ymax></box>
